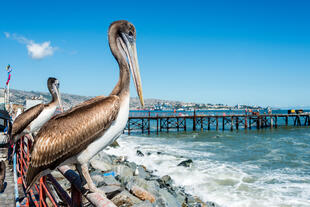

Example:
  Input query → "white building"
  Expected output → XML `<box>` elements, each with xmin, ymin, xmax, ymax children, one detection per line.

<box><xmin>24</xmin><ymin>99</ymin><xmax>43</xmax><ymax>110</ymax></box>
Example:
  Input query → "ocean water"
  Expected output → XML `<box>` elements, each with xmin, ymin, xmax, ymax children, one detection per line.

<box><xmin>105</xmin><ymin>127</ymin><xmax>310</xmax><ymax>207</ymax></box>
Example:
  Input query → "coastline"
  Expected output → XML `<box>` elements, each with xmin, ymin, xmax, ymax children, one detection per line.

<box><xmin>53</xmin><ymin>145</ymin><xmax>220</xmax><ymax>207</ymax></box>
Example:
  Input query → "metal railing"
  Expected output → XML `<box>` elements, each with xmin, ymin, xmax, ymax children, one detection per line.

<box><xmin>14</xmin><ymin>134</ymin><xmax>116</xmax><ymax>207</ymax></box>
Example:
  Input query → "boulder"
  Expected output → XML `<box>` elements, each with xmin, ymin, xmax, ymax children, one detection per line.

<box><xmin>184</xmin><ymin>196</ymin><xmax>220</xmax><ymax>207</ymax></box>
<box><xmin>110</xmin><ymin>140</ymin><xmax>120</xmax><ymax>148</ymax></box>
<box><xmin>130</xmin><ymin>185</ymin><xmax>155</xmax><ymax>203</ymax></box>
<box><xmin>99</xmin><ymin>185</ymin><xmax>123</xmax><ymax>199</ymax></box>
<box><xmin>161</xmin><ymin>175</ymin><xmax>172</xmax><ymax>186</ymax></box>
<box><xmin>177</xmin><ymin>159</ymin><xmax>193</xmax><ymax>167</ymax></box>
<box><xmin>103</xmin><ymin>175</ymin><xmax>121</xmax><ymax>186</ymax></box>
<box><xmin>114</xmin><ymin>156</ymin><xmax>128</xmax><ymax>164</ymax></box>
<box><xmin>155</xmin><ymin>197</ymin><xmax>168</xmax><ymax>207</ymax></box>
<box><xmin>157</xmin><ymin>188</ymin><xmax>180</xmax><ymax>207</ymax></box>
<box><xmin>206</xmin><ymin>201</ymin><xmax>222</xmax><ymax>207</ymax></box>
<box><xmin>124</xmin><ymin>176</ymin><xmax>159</xmax><ymax>197</ymax></box>
<box><xmin>96</xmin><ymin>151</ymin><xmax>113</xmax><ymax>164</ymax></box>
<box><xmin>91</xmin><ymin>172</ymin><xmax>106</xmax><ymax>187</ymax></box>
<box><xmin>134</xmin><ymin>166</ymin><xmax>150</xmax><ymax>179</ymax></box>
<box><xmin>114</xmin><ymin>164</ymin><xmax>134</xmax><ymax>178</ymax></box>
<box><xmin>127</xmin><ymin>162</ymin><xmax>137</xmax><ymax>171</ymax></box>
<box><xmin>136</xmin><ymin>150</ymin><xmax>144</xmax><ymax>157</ymax></box>
<box><xmin>111</xmin><ymin>190</ymin><xmax>142</xmax><ymax>206</ymax></box>
<box><xmin>132</xmin><ymin>200</ymin><xmax>154</xmax><ymax>207</ymax></box>
<box><xmin>90</xmin><ymin>159</ymin><xmax>112</xmax><ymax>172</ymax></box>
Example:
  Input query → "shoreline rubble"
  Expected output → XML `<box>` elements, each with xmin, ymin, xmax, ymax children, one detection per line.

<box><xmin>53</xmin><ymin>148</ymin><xmax>221</xmax><ymax>207</ymax></box>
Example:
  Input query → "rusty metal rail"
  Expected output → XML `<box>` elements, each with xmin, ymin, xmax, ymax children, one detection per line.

<box><xmin>14</xmin><ymin>134</ymin><xmax>116</xmax><ymax>207</ymax></box>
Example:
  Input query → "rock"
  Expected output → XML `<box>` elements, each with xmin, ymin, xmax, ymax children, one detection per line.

<box><xmin>114</xmin><ymin>165</ymin><xmax>134</xmax><ymax>180</ymax></box>
<box><xmin>132</xmin><ymin>200</ymin><xmax>154</xmax><ymax>207</ymax></box>
<box><xmin>91</xmin><ymin>172</ymin><xmax>106</xmax><ymax>187</ymax></box>
<box><xmin>185</xmin><ymin>196</ymin><xmax>196</xmax><ymax>206</ymax></box>
<box><xmin>136</xmin><ymin>150</ymin><xmax>144</xmax><ymax>157</ymax></box>
<box><xmin>155</xmin><ymin>188</ymin><xmax>181</xmax><ymax>207</ymax></box>
<box><xmin>127</xmin><ymin>162</ymin><xmax>137</xmax><ymax>171</ymax></box>
<box><xmin>110</xmin><ymin>140</ymin><xmax>120</xmax><ymax>148</ymax></box>
<box><xmin>114</xmin><ymin>156</ymin><xmax>128</xmax><ymax>164</ymax></box>
<box><xmin>177</xmin><ymin>159</ymin><xmax>193</xmax><ymax>167</ymax></box>
<box><xmin>103</xmin><ymin>175</ymin><xmax>121</xmax><ymax>186</ymax></box>
<box><xmin>130</xmin><ymin>185</ymin><xmax>155</xmax><ymax>203</ymax></box>
<box><xmin>124</xmin><ymin>176</ymin><xmax>159</xmax><ymax>196</ymax></box>
<box><xmin>91</xmin><ymin>172</ymin><xmax>120</xmax><ymax>187</ymax></box>
<box><xmin>134</xmin><ymin>166</ymin><xmax>150</xmax><ymax>179</ymax></box>
<box><xmin>206</xmin><ymin>201</ymin><xmax>221</xmax><ymax>207</ymax></box>
<box><xmin>111</xmin><ymin>190</ymin><xmax>142</xmax><ymax>206</ymax></box>
<box><xmin>142</xmin><ymin>180</ymin><xmax>160</xmax><ymax>197</ymax></box>
<box><xmin>141</xmin><ymin>165</ymin><xmax>147</xmax><ymax>171</ymax></box>
<box><xmin>96</xmin><ymin>151</ymin><xmax>113</xmax><ymax>164</ymax></box>
<box><xmin>99</xmin><ymin>185</ymin><xmax>123</xmax><ymax>199</ymax></box>
<box><xmin>51</xmin><ymin>171</ymin><xmax>71</xmax><ymax>191</ymax></box>
<box><xmin>175</xmin><ymin>193</ymin><xmax>186</xmax><ymax>205</ymax></box>
<box><xmin>184</xmin><ymin>196</ymin><xmax>219</xmax><ymax>207</ymax></box>
<box><xmin>50</xmin><ymin>170</ymin><xmax>64</xmax><ymax>180</ymax></box>
<box><xmin>161</xmin><ymin>175</ymin><xmax>172</xmax><ymax>186</ymax></box>
<box><xmin>155</xmin><ymin>198</ymin><xmax>168</xmax><ymax>207</ymax></box>
<box><xmin>147</xmin><ymin>152</ymin><xmax>151</xmax><ymax>156</ymax></box>
<box><xmin>90</xmin><ymin>159</ymin><xmax>112</xmax><ymax>172</ymax></box>
<box><xmin>86</xmin><ymin>153</ymin><xmax>216</xmax><ymax>207</ymax></box>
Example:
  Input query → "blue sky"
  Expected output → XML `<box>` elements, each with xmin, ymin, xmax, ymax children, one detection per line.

<box><xmin>0</xmin><ymin>0</ymin><xmax>309</xmax><ymax>107</ymax></box>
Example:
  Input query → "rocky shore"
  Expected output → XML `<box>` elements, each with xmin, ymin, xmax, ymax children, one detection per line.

<box><xmin>52</xmin><ymin>147</ymin><xmax>220</xmax><ymax>207</ymax></box>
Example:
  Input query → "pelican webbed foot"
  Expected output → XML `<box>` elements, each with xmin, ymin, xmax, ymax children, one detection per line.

<box><xmin>76</xmin><ymin>163</ymin><xmax>106</xmax><ymax>197</ymax></box>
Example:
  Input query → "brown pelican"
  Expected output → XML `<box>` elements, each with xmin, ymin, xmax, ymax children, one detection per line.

<box><xmin>25</xmin><ymin>20</ymin><xmax>144</xmax><ymax>194</ymax></box>
<box><xmin>11</xmin><ymin>77</ymin><xmax>62</xmax><ymax>143</ymax></box>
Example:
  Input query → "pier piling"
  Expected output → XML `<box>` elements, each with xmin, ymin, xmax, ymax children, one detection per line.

<box><xmin>125</xmin><ymin>112</ymin><xmax>310</xmax><ymax>134</ymax></box>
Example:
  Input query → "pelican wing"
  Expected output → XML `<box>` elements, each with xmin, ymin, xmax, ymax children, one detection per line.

<box><xmin>63</xmin><ymin>95</ymin><xmax>106</xmax><ymax>114</ymax></box>
<box><xmin>30</xmin><ymin>95</ymin><xmax>120</xmax><ymax>168</ymax></box>
<box><xmin>11</xmin><ymin>104</ymin><xmax>44</xmax><ymax>138</ymax></box>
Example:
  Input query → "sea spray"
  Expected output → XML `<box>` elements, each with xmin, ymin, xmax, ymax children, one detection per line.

<box><xmin>105</xmin><ymin>128</ymin><xmax>310</xmax><ymax>207</ymax></box>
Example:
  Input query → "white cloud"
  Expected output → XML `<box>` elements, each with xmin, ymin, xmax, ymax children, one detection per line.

<box><xmin>27</xmin><ymin>41</ymin><xmax>56</xmax><ymax>59</ymax></box>
<box><xmin>4</xmin><ymin>32</ymin><xmax>10</xmax><ymax>38</ymax></box>
<box><xmin>4</xmin><ymin>32</ymin><xmax>57</xmax><ymax>59</ymax></box>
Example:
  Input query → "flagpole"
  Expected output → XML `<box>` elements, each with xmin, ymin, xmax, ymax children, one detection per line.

<box><xmin>5</xmin><ymin>64</ymin><xmax>12</xmax><ymax>111</ymax></box>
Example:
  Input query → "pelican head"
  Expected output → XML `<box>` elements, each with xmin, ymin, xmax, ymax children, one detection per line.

<box><xmin>48</xmin><ymin>77</ymin><xmax>62</xmax><ymax>110</ymax></box>
<box><xmin>111</xmin><ymin>20</ymin><xmax>144</xmax><ymax>107</ymax></box>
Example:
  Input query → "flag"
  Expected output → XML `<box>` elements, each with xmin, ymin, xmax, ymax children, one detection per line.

<box><xmin>6</xmin><ymin>64</ymin><xmax>12</xmax><ymax>87</ymax></box>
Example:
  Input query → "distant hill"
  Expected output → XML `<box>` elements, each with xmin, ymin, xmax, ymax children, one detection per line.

<box><xmin>10</xmin><ymin>89</ymin><xmax>91</xmax><ymax>110</ymax></box>
<box><xmin>8</xmin><ymin>88</ymin><xmax>263</xmax><ymax>110</ymax></box>
<box><xmin>9</xmin><ymin>88</ymin><xmax>190</xmax><ymax>110</ymax></box>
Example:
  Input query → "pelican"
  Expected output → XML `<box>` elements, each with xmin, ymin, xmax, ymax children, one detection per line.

<box><xmin>11</xmin><ymin>77</ymin><xmax>62</xmax><ymax>143</ymax></box>
<box><xmin>26</xmin><ymin>20</ymin><xmax>144</xmax><ymax>194</ymax></box>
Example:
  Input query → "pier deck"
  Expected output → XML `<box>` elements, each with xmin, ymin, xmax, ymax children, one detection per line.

<box><xmin>0</xmin><ymin>147</ymin><xmax>15</xmax><ymax>206</ymax></box>
<box><xmin>125</xmin><ymin>112</ymin><xmax>310</xmax><ymax>134</ymax></box>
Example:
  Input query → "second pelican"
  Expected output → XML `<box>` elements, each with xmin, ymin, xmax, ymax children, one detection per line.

<box><xmin>11</xmin><ymin>77</ymin><xmax>62</xmax><ymax>143</ymax></box>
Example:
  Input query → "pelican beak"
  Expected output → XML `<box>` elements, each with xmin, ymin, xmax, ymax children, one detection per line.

<box><xmin>121</xmin><ymin>33</ymin><xmax>144</xmax><ymax>107</ymax></box>
<box><xmin>55</xmin><ymin>83</ymin><xmax>63</xmax><ymax>112</ymax></box>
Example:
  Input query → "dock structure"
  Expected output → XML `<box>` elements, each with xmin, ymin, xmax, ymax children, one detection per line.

<box><xmin>125</xmin><ymin>111</ymin><xmax>310</xmax><ymax>135</ymax></box>
<box><xmin>12</xmin><ymin>134</ymin><xmax>116</xmax><ymax>207</ymax></box>
<box><xmin>0</xmin><ymin>147</ymin><xmax>15</xmax><ymax>206</ymax></box>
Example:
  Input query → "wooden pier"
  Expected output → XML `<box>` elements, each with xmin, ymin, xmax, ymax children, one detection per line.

<box><xmin>125</xmin><ymin>111</ymin><xmax>310</xmax><ymax>135</ymax></box>
<box><xmin>0</xmin><ymin>147</ymin><xmax>15</xmax><ymax>206</ymax></box>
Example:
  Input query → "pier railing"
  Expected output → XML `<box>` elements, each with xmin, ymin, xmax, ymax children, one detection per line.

<box><xmin>14</xmin><ymin>134</ymin><xmax>116</xmax><ymax>207</ymax></box>
<box><xmin>125</xmin><ymin>111</ymin><xmax>310</xmax><ymax>134</ymax></box>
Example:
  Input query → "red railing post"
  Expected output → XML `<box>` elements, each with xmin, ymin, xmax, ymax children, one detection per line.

<box><xmin>71</xmin><ymin>185</ymin><xmax>82</xmax><ymax>207</ymax></box>
<box><xmin>39</xmin><ymin>177</ymin><xmax>46</xmax><ymax>207</ymax></box>
<box><xmin>20</xmin><ymin>138</ymin><xmax>23</xmax><ymax>178</ymax></box>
